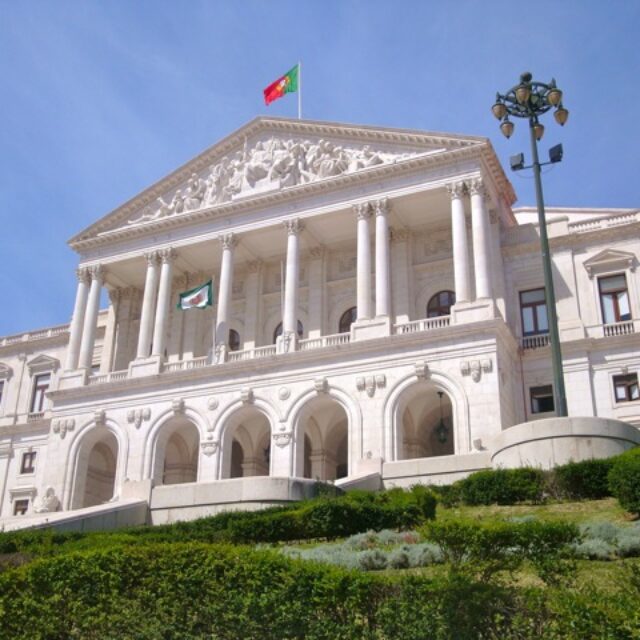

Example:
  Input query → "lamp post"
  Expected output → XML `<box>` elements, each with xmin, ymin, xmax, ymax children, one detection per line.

<box><xmin>492</xmin><ymin>72</ymin><xmax>570</xmax><ymax>417</ymax></box>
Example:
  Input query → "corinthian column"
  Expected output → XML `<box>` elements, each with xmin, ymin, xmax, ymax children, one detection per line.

<box><xmin>151</xmin><ymin>248</ymin><xmax>176</xmax><ymax>358</ymax></box>
<box><xmin>214</xmin><ymin>233</ymin><xmax>237</xmax><ymax>356</ymax></box>
<box><xmin>355</xmin><ymin>203</ymin><xmax>373</xmax><ymax>320</ymax></box>
<box><xmin>65</xmin><ymin>267</ymin><xmax>91</xmax><ymax>370</ymax></box>
<box><xmin>469</xmin><ymin>178</ymin><xmax>492</xmax><ymax>300</ymax></box>
<box><xmin>78</xmin><ymin>265</ymin><xmax>104</xmax><ymax>370</ymax></box>
<box><xmin>136</xmin><ymin>252</ymin><xmax>160</xmax><ymax>359</ymax></box>
<box><xmin>448</xmin><ymin>182</ymin><xmax>471</xmax><ymax>303</ymax></box>
<box><xmin>374</xmin><ymin>198</ymin><xmax>391</xmax><ymax>317</ymax></box>
<box><xmin>282</xmin><ymin>219</ymin><xmax>303</xmax><ymax>337</ymax></box>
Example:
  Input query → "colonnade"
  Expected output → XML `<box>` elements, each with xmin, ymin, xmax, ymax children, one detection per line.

<box><xmin>64</xmin><ymin>178</ymin><xmax>493</xmax><ymax>373</ymax></box>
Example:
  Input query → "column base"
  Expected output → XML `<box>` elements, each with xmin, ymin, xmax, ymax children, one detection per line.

<box><xmin>351</xmin><ymin>316</ymin><xmax>391</xmax><ymax>341</ymax></box>
<box><xmin>57</xmin><ymin>369</ymin><xmax>89</xmax><ymax>390</ymax></box>
<box><xmin>128</xmin><ymin>356</ymin><xmax>162</xmax><ymax>378</ymax></box>
<box><xmin>450</xmin><ymin>299</ymin><xmax>497</xmax><ymax>324</ymax></box>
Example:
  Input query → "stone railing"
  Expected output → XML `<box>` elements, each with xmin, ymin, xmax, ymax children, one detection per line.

<box><xmin>394</xmin><ymin>316</ymin><xmax>450</xmax><ymax>335</ymax></box>
<box><xmin>520</xmin><ymin>333</ymin><xmax>550</xmax><ymax>350</ymax></box>
<box><xmin>602</xmin><ymin>320</ymin><xmax>636</xmax><ymax>338</ymax></box>
<box><xmin>0</xmin><ymin>325</ymin><xmax>68</xmax><ymax>348</ymax></box>
<box><xmin>228</xmin><ymin>344</ymin><xmax>277</xmax><ymax>362</ymax></box>
<box><xmin>299</xmin><ymin>332</ymin><xmax>350</xmax><ymax>351</ymax></box>
<box><xmin>163</xmin><ymin>357</ymin><xmax>209</xmax><ymax>373</ymax></box>
<box><xmin>27</xmin><ymin>411</ymin><xmax>45</xmax><ymax>422</ymax></box>
<box><xmin>568</xmin><ymin>211</ymin><xmax>639</xmax><ymax>234</ymax></box>
<box><xmin>88</xmin><ymin>369</ymin><xmax>129</xmax><ymax>385</ymax></box>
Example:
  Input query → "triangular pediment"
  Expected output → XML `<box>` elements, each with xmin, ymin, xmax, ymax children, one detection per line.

<box><xmin>69</xmin><ymin>117</ymin><xmax>499</xmax><ymax>248</ymax></box>
<box><xmin>583</xmin><ymin>248</ymin><xmax>637</xmax><ymax>277</ymax></box>
<box><xmin>27</xmin><ymin>354</ymin><xmax>60</xmax><ymax>375</ymax></box>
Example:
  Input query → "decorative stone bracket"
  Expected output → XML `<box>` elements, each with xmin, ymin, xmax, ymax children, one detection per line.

<box><xmin>414</xmin><ymin>360</ymin><xmax>429</xmax><ymax>379</ymax></box>
<box><xmin>314</xmin><ymin>377</ymin><xmax>328</xmax><ymax>393</ymax></box>
<box><xmin>127</xmin><ymin>408</ymin><xmax>151</xmax><ymax>429</ymax></box>
<box><xmin>201</xmin><ymin>437</ymin><xmax>219</xmax><ymax>457</ymax></box>
<box><xmin>273</xmin><ymin>431</ymin><xmax>293</xmax><ymax>448</ymax></box>
<box><xmin>460</xmin><ymin>359</ymin><xmax>492</xmax><ymax>382</ymax></box>
<box><xmin>52</xmin><ymin>418</ymin><xmax>75</xmax><ymax>439</ymax></box>
<box><xmin>94</xmin><ymin>409</ymin><xmax>106</xmax><ymax>426</ymax></box>
<box><xmin>356</xmin><ymin>374</ymin><xmax>386</xmax><ymax>397</ymax></box>
<box><xmin>241</xmin><ymin>387</ymin><xmax>254</xmax><ymax>404</ymax></box>
<box><xmin>172</xmin><ymin>398</ymin><xmax>185</xmax><ymax>415</ymax></box>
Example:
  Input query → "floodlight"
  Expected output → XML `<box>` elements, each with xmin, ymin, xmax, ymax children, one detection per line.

<box><xmin>510</xmin><ymin>153</ymin><xmax>525</xmax><ymax>171</ymax></box>
<box><xmin>548</xmin><ymin>144</ymin><xmax>563</xmax><ymax>163</ymax></box>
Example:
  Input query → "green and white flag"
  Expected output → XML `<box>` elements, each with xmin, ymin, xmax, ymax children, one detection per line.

<box><xmin>177</xmin><ymin>280</ymin><xmax>213</xmax><ymax>310</ymax></box>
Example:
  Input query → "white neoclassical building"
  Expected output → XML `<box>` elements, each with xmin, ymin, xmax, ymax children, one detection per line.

<box><xmin>1</xmin><ymin>117</ymin><xmax>639</xmax><ymax>529</ymax></box>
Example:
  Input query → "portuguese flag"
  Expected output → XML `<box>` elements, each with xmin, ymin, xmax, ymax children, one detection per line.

<box><xmin>264</xmin><ymin>65</ymin><xmax>299</xmax><ymax>106</ymax></box>
<box><xmin>177</xmin><ymin>280</ymin><xmax>213</xmax><ymax>310</ymax></box>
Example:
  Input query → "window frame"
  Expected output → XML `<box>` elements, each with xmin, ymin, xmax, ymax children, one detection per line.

<box><xmin>13</xmin><ymin>499</ymin><xmax>29</xmax><ymax>516</ymax></box>
<box><xmin>598</xmin><ymin>273</ymin><xmax>631</xmax><ymax>325</ymax></box>
<box><xmin>30</xmin><ymin>373</ymin><xmax>51</xmax><ymax>414</ymax></box>
<box><xmin>338</xmin><ymin>307</ymin><xmax>357</xmax><ymax>334</ymax></box>
<box><xmin>426</xmin><ymin>290</ymin><xmax>456</xmax><ymax>318</ymax></box>
<box><xmin>228</xmin><ymin>329</ymin><xmax>241</xmax><ymax>352</ymax></box>
<box><xmin>20</xmin><ymin>451</ymin><xmax>37</xmax><ymax>475</ymax></box>
<box><xmin>519</xmin><ymin>287</ymin><xmax>549</xmax><ymax>337</ymax></box>
<box><xmin>612</xmin><ymin>373</ymin><xmax>639</xmax><ymax>403</ymax></box>
<box><xmin>530</xmin><ymin>384</ymin><xmax>555</xmax><ymax>415</ymax></box>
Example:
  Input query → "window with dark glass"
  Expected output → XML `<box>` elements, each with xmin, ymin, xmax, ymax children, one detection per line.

<box><xmin>30</xmin><ymin>373</ymin><xmax>51</xmax><ymax>413</ymax></box>
<box><xmin>599</xmin><ymin>274</ymin><xmax>631</xmax><ymax>324</ymax></box>
<box><xmin>20</xmin><ymin>451</ymin><xmax>37</xmax><ymax>474</ymax></box>
<box><xmin>228</xmin><ymin>329</ymin><xmax>241</xmax><ymax>352</ymax></box>
<box><xmin>13</xmin><ymin>499</ymin><xmax>29</xmax><ymax>516</ymax></box>
<box><xmin>613</xmin><ymin>373</ymin><xmax>639</xmax><ymax>403</ymax></box>
<box><xmin>520</xmin><ymin>288</ymin><xmax>548</xmax><ymax>336</ymax></box>
<box><xmin>427</xmin><ymin>291</ymin><xmax>455</xmax><ymax>318</ymax></box>
<box><xmin>273</xmin><ymin>321</ymin><xmax>303</xmax><ymax>344</ymax></box>
<box><xmin>530</xmin><ymin>385</ymin><xmax>555</xmax><ymax>414</ymax></box>
<box><xmin>339</xmin><ymin>307</ymin><xmax>357</xmax><ymax>333</ymax></box>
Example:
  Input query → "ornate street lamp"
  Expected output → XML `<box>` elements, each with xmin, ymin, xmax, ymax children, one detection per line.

<box><xmin>492</xmin><ymin>72</ymin><xmax>569</xmax><ymax>417</ymax></box>
<box><xmin>436</xmin><ymin>391</ymin><xmax>449</xmax><ymax>444</ymax></box>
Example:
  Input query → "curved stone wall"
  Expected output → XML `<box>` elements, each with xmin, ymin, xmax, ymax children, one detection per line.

<box><xmin>490</xmin><ymin>417</ymin><xmax>640</xmax><ymax>470</ymax></box>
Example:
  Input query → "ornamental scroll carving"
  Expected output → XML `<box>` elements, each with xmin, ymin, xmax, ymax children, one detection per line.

<box><xmin>52</xmin><ymin>418</ymin><xmax>75</xmax><ymax>439</ymax></box>
<box><xmin>129</xmin><ymin>139</ymin><xmax>419</xmax><ymax>225</ymax></box>
<box><xmin>127</xmin><ymin>408</ymin><xmax>151</xmax><ymax>429</ymax></box>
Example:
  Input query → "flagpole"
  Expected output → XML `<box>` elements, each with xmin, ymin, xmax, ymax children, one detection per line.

<box><xmin>298</xmin><ymin>60</ymin><xmax>302</xmax><ymax>120</ymax></box>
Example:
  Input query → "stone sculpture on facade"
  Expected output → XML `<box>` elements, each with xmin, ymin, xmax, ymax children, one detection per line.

<box><xmin>33</xmin><ymin>486</ymin><xmax>61</xmax><ymax>513</ymax></box>
<box><xmin>128</xmin><ymin>138</ymin><xmax>416</xmax><ymax>224</ymax></box>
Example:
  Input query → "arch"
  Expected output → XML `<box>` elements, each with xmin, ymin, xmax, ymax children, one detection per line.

<box><xmin>338</xmin><ymin>306</ymin><xmax>357</xmax><ymax>334</ymax></box>
<box><xmin>272</xmin><ymin>320</ymin><xmax>304</xmax><ymax>344</ymax></box>
<box><xmin>288</xmin><ymin>386</ymin><xmax>362</xmax><ymax>481</ymax></box>
<box><xmin>150</xmin><ymin>417</ymin><xmax>200</xmax><ymax>486</ymax></box>
<box><xmin>427</xmin><ymin>290</ymin><xmax>456</xmax><ymax>317</ymax></box>
<box><xmin>65</xmin><ymin>419</ymin><xmax>128</xmax><ymax>510</ymax></box>
<box><xmin>228</xmin><ymin>328</ymin><xmax>241</xmax><ymax>352</ymax></box>
<box><xmin>215</xmin><ymin>402</ymin><xmax>275</xmax><ymax>479</ymax></box>
<box><xmin>383</xmin><ymin>371</ymin><xmax>470</xmax><ymax>461</ymax></box>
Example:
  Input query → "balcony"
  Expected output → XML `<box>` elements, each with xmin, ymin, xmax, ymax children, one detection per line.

<box><xmin>520</xmin><ymin>333</ymin><xmax>550</xmax><ymax>350</ymax></box>
<box><xmin>586</xmin><ymin>320</ymin><xmax>638</xmax><ymax>339</ymax></box>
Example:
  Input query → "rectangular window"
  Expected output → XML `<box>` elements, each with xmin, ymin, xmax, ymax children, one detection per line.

<box><xmin>30</xmin><ymin>373</ymin><xmax>51</xmax><ymax>414</ymax></box>
<box><xmin>613</xmin><ymin>374</ymin><xmax>639</xmax><ymax>403</ymax></box>
<box><xmin>520</xmin><ymin>288</ymin><xmax>549</xmax><ymax>336</ymax></box>
<box><xmin>599</xmin><ymin>274</ymin><xmax>631</xmax><ymax>324</ymax></box>
<box><xmin>20</xmin><ymin>451</ymin><xmax>37</xmax><ymax>474</ymax></box>
<box><xmin>530</xmin><ymin>385</ymin><xmax>555</xmax><ymax>414</ymax></box>
<box><xmin>13</xmin><ymin>499</ymin><xmax>29</xmax><ymax>516</ymax></box>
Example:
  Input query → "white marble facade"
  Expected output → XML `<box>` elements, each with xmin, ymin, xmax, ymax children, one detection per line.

<box><xmin>1</xmin><ymin>117</ymin><xmax>639</xmax><ymax>524</ymax></box>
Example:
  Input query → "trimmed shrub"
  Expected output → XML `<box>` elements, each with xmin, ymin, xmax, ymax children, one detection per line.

<box><xmin>552</xmin><ymin>458</ymin><xmax>614</xmax><ymax>500</ymax></box>
<box><xmin>608</xmin><ymin>447</ymin><xmax>640</xmax><ymax>515</ymax></box>
<box><xmin>458</xmin><ymin>467</ymin><xmax>545</xmax><ymax>506</ymax></box>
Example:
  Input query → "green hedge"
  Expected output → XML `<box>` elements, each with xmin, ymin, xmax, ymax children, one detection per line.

<box><xmin>609</xmin><ymin>448</ymin><xmax>640</xmax><ymax>515</ymax></box>
<box><xmin>457</xmin><ymin>467</ymin><xmax>545</xmax><ymax>506</ymax></box>
<box><xmin>551</xmin><ymin>458</ymin><xmax>615</xmax><ymax>500</ymax></box>
<box><xmin>0</xmin><ymin>486</ymin><xmax>437</xmax><ymax>556</ymax></box>
<box><xmin>1</xmin><ymin>542</ymin><xmax>638</xmax><ymax>639</ymax></box>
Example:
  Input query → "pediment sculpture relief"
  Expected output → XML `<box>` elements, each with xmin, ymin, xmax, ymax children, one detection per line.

<box><xmin>129</xmin><ymin>138</ymin><xmax>418</xmax><ymax>224</ymax></box>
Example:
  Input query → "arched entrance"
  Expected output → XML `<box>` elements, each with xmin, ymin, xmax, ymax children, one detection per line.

<box><xmin>72</xmin><ymin>427</ymin><xmax>119</xmax><ymax>509</ymax></box>
<box><xmin>152</xmin><ymin>417</ymin><xmax>200</xmax><ymax>486</ymax></box>
<box><xmin>397</xmin><ymin>383</ymin><xmax>454</xmax><ymax>460</ymax></box>
<box><xmin>295</xmin><ymin>396</ymin><xmax>349</xmax><ymax>481</ymax></box>
<box><xmin>221</xmin><ymin>407</ymin><xmax>272</xmax><ymax>478</ymax></box>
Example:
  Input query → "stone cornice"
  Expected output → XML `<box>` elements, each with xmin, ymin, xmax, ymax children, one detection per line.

<box><xmin>68</xmin><ymin>118</ymin><xmax>514</xmax><ymax>252</ymax></box>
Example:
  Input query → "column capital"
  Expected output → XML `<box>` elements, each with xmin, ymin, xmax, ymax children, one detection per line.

<box><xmin>283</xmin><ymin>218</ymin><xmax>304</xmax><ymax>235</ymax></box>
<box><xmin>144</xmin><ymin>251</ymin><xmax>160</xmax><ymax>267</ymax></box>
<box><xmin>446</xmin><ymin>181</ymin><xmax>466</xmax><ymax>199</ymax></box>
<box><xmin>374</xmin><ymin>197</ymin><xmax>391</xmax><ymax>217</ymax></box>
<box><xmin>468</xmin><ymin>177</ymin><xmax>486</xmax><ymax>197</ymax></box>
<box><xmin>88</xmin><ymin>264</ymin><xmax>104</xmax><ymax>283</ymax></box>
<box><xmin>158</xmin><ymin>247</ymin><xmax>176</xmax><ymax>264</ymax></box>
<box><xmin>390</xmin><ymin>227</ymin><xmax>411</xmax><ymax>243</ymax></box>
<box><xmin>220</xmin><ymin>233</ymin><xmax>238</xmax><ymax>250</ymax></box>
<box><xmin>75</xmin><ymin>267</ymin><xmax>91</xmax><ymax>284</ymax></box>
<box><xmin>353</xmin><ymin>202</ymin><xmax>372</xmax><ymax>220</ymax></box>
<box><xmin>308</xmin><ymin>245</ymin><xmax>326</xmax><ymax>260</ymax></box>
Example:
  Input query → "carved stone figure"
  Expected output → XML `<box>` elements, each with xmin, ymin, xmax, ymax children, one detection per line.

<box><xmin>183</xmin><ymin>173</ymin><xmax>207</xmax><ymax>211</ymax></box>
<box><xmin>34</xmin><ymin>486</ymin><xmax>61</xmax><ymax>513</ymax></box>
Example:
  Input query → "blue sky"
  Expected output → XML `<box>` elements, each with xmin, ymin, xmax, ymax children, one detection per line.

<box><xmin>0</xmin><ymin>0</ymin><xmax>638</xmax><ymax>336</ymax></box>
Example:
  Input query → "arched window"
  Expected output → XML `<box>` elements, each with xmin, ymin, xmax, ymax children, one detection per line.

<box><xmin>228</xmin><ymin>329</ymin><xmax>240</xmax><ymax>352</ymax></box>
<box><xmin>273</xmin><ymin>320</ymin><xmax>304</xmax><ymax>344</ymax></box>
<box><xmin>339</xmin><ymin>306</ymin><xmax>357</xmax><ymax>334</ymax></box>
<box><xmin>427</xmin><ymin>290</ymin><xmax>455</xmax><ymax>318</ymax></box>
